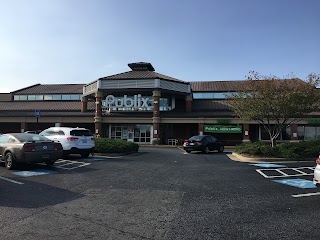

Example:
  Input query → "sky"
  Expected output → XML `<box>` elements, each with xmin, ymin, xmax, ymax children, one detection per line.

<box><xmin>0</xmin><ymin>0</ymin><xmax>319</xmax><ymax>92</ymax></box>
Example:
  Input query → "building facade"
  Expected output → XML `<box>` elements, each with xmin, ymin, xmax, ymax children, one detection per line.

<box><xmin>0</xmin><ymin>62</ymin><xmax>318</xmax><ymax>145</ymax></box>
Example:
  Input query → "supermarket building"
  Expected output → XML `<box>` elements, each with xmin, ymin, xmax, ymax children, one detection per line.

<box><xmin>0</xmin><ymin>62</ymin><xmax>317</xmax><ymax>145</ymax></box>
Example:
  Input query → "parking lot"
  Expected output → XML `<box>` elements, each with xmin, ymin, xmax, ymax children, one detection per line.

<box><xmin>1</xmin><ymin>147</ymin><xmax>320</xmax><ymax>239</ymax></box>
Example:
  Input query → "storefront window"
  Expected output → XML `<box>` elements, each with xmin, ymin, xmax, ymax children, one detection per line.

<box><xmin>298</xmin><ymin>126</ymin><xmax>305</xmax><ymax>140</ymax></box>
<box><xmin>110</xmin><ymin>124</ymin><xmax>151</xmax><ymax>143</ymax></box>
<box><xmin>160</xmin><ymin>98</ymin><xmax>171</xmax><ymax>111</ymax></box>
<box><xmin>28</xmin><ymin>95</ymin><xmax>36</xmax><ymax>100</ymax></box>
<box><xmin>35</xmin><ymin>95</ymin><xmax>44</xmax><ymax>100</ymax></box>
<box><xmin>281</xmin><ymin>127</ymin><xmax>291</xmax><ymax>140</ymax></box>
<box><xmin>52</xmin><ymin>95</ymin><xmax>62</xmax><ymax>100</ymax></box>
<box><xmin>304</xmin><ymin>126</ymin><xmax>316</xmax><ymax>140</ymax></box>
<box><xmin>284</xmin><ymin>125</ymin><xmax>320</xmax><ymax>141</ymax></box>
<box><xmin>13</xmin><ymin>94</ymin><xmax>81</xmax><ymax>101</ymax></box>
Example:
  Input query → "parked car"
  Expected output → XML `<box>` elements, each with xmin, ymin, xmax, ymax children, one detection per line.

<box><xmin>183</xmin><ymin>135</ymin><xmax>224</xmax><ymax>154</ymax></box>
<box><xmin>0</xmin><ymin>133</ymin><xmax>63</xmax><ymax>170</ymax></box>
<box><xmin>39</xmin><ymin>127</ymin><xmax>95</xmax><ymax>158</ymax></box>
<box><xmin>313</xmin><ymin>156</ymin><xmax>320</xmax><ymax>187</ymax></box>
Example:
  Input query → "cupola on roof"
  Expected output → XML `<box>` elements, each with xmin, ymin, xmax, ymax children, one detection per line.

<box><xmin>98</xmin><ymin>62</ymin><xmax>185</xmax><ymax>83</ymax></box>
<box><xmin>128</xmin><ymin>62</ymin><xmax>155</xmax><ymax>71</ymax></box>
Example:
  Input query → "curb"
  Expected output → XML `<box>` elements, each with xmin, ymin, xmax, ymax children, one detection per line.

<box><xmin>231</xmin><ymin>152</ymin><xmax>315</xmax><ymax>163</ymax></box>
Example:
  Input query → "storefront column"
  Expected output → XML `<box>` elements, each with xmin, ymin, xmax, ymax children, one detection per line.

<box><xmin>290</xmin><ymin>124</ymin><xmax>298</xmax><ymax>141</ymax></box>
<box><xmin>185</xmin><ymin>94</ymin><xmax>192</xmax><ymax>112</ymax></box>
<box><xmin>198</xmin><ymin>122</ymin><xmax>204</xmax><ymax>135</ymax></box>
<box><xmin>243</xmin><ymin>124</ymin><xmax>250</xmax><ymax>142</ymax></box>
<box><xmin>21</xmin><ymin>122</ymin><xmax>27</xmax><ymax>133</ymax></box>
<box><xmin>81</xmin><ymin>96</ymin><xmax>88</xmax><ymax>113</ymax></box>
<box><xmin>94</xmin><ymin>91</ymin><xmax>103</xmax><ymax>136</ymax></box>
<box><xmin>152</xmin><ymin>90</ymin><xmax>161</xmax><ymax>145</ymax></box>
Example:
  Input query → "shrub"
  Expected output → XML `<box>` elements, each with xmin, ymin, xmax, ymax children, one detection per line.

<box><xmin>235</xmin><ymin>140</ymin><xmax>320</xmax><ymax>159</ymax></box>
<box><xmin>276</xmin><ymin>142</ymin><xmax>301</xmax><ymax>159</ymax></box>
<box><xmin>259</xmin><ymin>144</ymin><xmax>277</xmax><ymax>157</ymax></box>
<box><xmin>95</xmin><ymin>138</ymin><xmax>139</xmax><ymax>154</ymax></box>
<box><xmin>235</xmin><ymin>142</ymin><xmax>267</xmax><ymax>156</ymax></box>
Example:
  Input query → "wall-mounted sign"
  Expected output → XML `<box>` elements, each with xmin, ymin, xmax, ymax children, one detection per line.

<box><xmin>35</xmin><ymin>109</ymin><xmax>41</xmax><ymax>118</ymax></box>
<box><xmin>105</xmin><ymin>94</ymin><xmax>151</xmax><ymax>108</ymax></box>
<box><xmin>307</xmin><ymin>119</ymin><xmax>320</xmax><ymax>125</ymax></box>
<box><xmin>205</xmin><ymin>125</ymin><xmax>242</xmax><ymax>133</ymax></box>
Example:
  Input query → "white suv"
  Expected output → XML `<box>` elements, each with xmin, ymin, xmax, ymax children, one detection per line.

<box><xmin>39</xmin><ymin>127</ymin><xmax>95</xmax><ymax>158</ymax></box>
<box><xmin>314</xmin><ymin>157</ymin><xmax>320</xmax><ymax>187</ymax></box>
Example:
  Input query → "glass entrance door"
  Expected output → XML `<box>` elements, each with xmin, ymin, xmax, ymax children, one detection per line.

<box><xmin>134</xmin><ymin>124</ymin><xmax>151</xmax><ymax>143</ymax></box>
<box><xmin>110</xmin><ymin>124</ymin><xmax>151</xmax><ymax>144</ymax></box>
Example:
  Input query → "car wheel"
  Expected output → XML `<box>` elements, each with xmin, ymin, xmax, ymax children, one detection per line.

<box><xmin>45</xmin><ymin>160</ymin><xmax>55</xmax><ymax>166</ymax></box>
<box><xmin>202</xmin><ymin>146</ymin><xmax>209</xmax><ymax>154</ymax></box>
<box><xmin>80</xmin><ymin>152</ymin><xmax>90</xmax><ymax>158</ymax></box>
<box><xmin>218</xmin><ymin>145</ymin><xmax>224</xmax><ymax>153</ymax></box>
<box><xmin>185</xmin><ymin>150</ymin><xmax>191</xmax><ymax>153</ymax></box>
<box><xmin>5</xmin><ymin>152</ymin><xmax>16</xmax><ymax>170</ymax></box>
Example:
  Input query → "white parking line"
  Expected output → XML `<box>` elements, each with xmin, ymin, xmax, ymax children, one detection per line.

<box><xmin>256</xmin><ymin>167</ymin><xmax>315</xmax><ymax>179</ymax></box>
<box><xmin>0</xmin><ymin>176</ymin><xmax>24</xmax><ymax>185</ymax></box>
<box><xmin>54</xmin><ymin>160</ymin><xmax>91</xmax><ymax>170</ymax></box>
<box><xmin>292</xmin><ymin>192</ymin><xmax>320</xmax><ymax>198</ymax></box>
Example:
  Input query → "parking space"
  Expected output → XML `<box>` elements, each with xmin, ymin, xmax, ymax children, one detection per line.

<box><xmin>54</xmin><ymin>159</ymin><xmax>91</xmax><ymax>170</ymax></box>
<box><xmin>0</xmin><ymin>154</ymin><xmax>123</xmax><ymax>184</ymax></box>
<box><xmin>255</xmin><ymin>166</ymin><xmax>315</xmax><ymax>179</ymax></box>
<box><xmin>0</xmin><ymin>156</ymin><xmax>96</xmax><ymax>180</ymax></box>
<box><xmin>250</xmin><ymin>162</ymin><xmax>319</xmax><ymax>193</ymax></box>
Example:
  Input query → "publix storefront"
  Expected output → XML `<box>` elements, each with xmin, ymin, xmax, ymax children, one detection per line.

<box><xmin>1</xmin><ymin>61</ymin><xmax>316</xmax><ymax>145</ymax></box>
<box><xmin>78</xmin><ymin>62</ymin><xmax>305</xmax><ymax>145</ymax></box>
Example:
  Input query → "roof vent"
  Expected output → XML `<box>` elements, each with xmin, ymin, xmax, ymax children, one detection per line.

<box><xmin>128</xmin><ymin>62</ymin><xmax>155</xmax><ymax>71</ymax></box>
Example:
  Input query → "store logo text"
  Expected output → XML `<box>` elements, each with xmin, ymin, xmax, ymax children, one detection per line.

<box><xmin>105</xmin><ymin>94</ymin><xmax>150</xmax><ymax>108</ymax></box>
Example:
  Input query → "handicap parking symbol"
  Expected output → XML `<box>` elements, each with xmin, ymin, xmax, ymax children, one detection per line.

<box><xmin>251</xmin><ymin>163</ymin><xmax>287</xmax><ymax>168</ymax></box>
<box><xmin>13</xmin><ymin>169</ymin><xmax>57</xmax><ymax>177</ymax></box>
<box><xmin>273</xmin><ymin>178</ymin><xmax>316</xmax><ymax>189</ymax></box>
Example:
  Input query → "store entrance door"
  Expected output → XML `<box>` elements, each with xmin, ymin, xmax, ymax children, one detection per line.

<box><xmin>128</xmin><ymin>131</ymin><xmax>134</xmax><ymax>142</ymax></box>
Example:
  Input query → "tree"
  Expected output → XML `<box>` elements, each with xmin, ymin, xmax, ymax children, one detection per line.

<box><xmin>227</xmin><ymin>71</ymin><xmax>320</xmax><ymax>147</ymax></box>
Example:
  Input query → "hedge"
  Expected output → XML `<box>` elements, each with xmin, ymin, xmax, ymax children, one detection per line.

<box><xmin>235</xmin><ymin>140</ymin><xmax>320</xmax><ymax>160</ymax></box>
<box><xmin>94</xmin><ymin>138</ymin><xmax>139</xmax><ymax>154</ymax></box>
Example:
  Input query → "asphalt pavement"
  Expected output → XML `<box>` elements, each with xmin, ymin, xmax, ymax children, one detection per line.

<box><xmin>0</xmin><ymin>147</ymin><xmax>319</xmax><ymax>240</ymax></box>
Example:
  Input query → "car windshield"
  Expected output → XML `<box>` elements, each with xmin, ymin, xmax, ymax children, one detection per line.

<box><xmin>188</xmin><ymin>136</ymin><xmax>204</xmax><ymax>141</ymax></box>
<box><xmin>70</xmin><ymin>130</ymin><xmax>93</xmax><ymax>136</ymax></box>
<box><xmin>12</xmin><ymin>133</ymin><xmax>51</xmax><ymax>142</ymax></box>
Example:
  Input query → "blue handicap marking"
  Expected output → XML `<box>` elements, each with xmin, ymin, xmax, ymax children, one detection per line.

<box><xmin>251</xmin><ymin>163</ymin><xmax>287</xmax><ymax>168</ymax></box>
<box><xmin>273</xmin><ymin>178</ymin><xmax>317</xmax><ymax>189</ymax></box>
<box><xmin>13</xmin><ymin>169</ymin><xmax>57</xmax><ymax>177</ymax></box>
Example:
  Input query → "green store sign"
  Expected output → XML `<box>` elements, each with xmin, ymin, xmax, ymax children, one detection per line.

<box><xmin>307</xmin><ymin>119</ymin><xmax>320</xmax><ymax>125</ymax></box>
<box><xmin>204</xmin><ymin>125</ymin><xmax>242</xmax><ymax>133</ymax></box>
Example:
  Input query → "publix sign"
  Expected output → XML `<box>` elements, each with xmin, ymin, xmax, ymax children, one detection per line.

<box><xmin>105</xmin><ymin>94</ymin><xmax>151</xmax><ymax>108</ymax></box>
<box><xmin>205</xmin><ymin>125</ymin><xmax>242</xmax><ymax>133</ymax></box>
